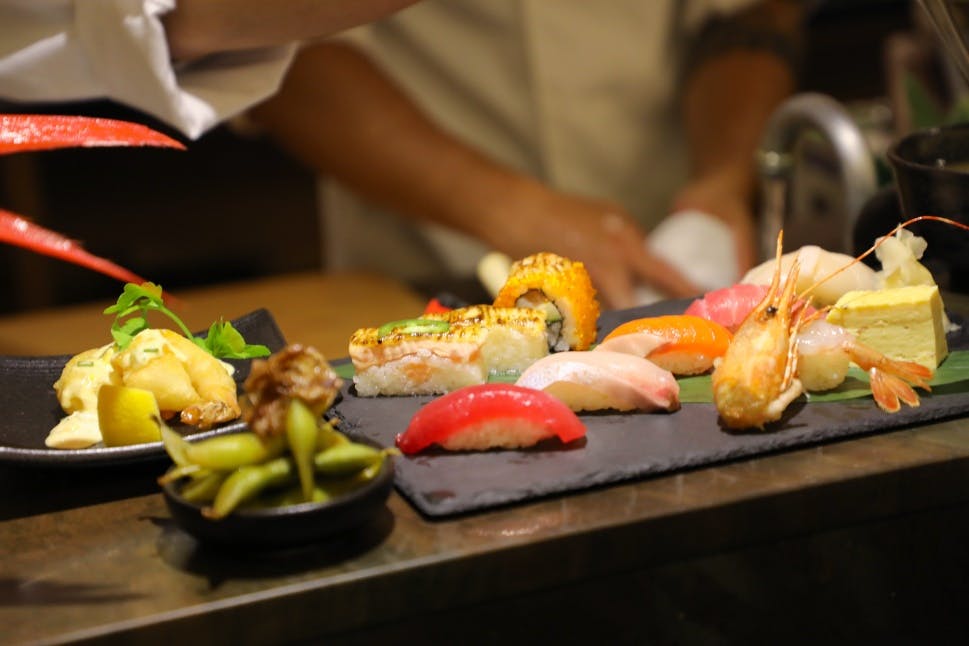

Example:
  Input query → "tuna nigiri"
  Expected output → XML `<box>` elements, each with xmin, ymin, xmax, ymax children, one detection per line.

<box><xmin>396</xmin><ymin>383</ymin><xmax>586</xmax><ymax>454</ymax></box>
<box><xmin>597</xmin><ymin>315</ymin><xmax>732</xmax><ymax>375</ymax></box>
<box><xmin>683</xmin><ymin>283</ymin><xmax>770</xmax><ymax>333</ymax></box>
<box><xmin>685</xmin><ymin>283</ymin><xmax>816</xmax><ymax>334</ymax></box>
<box><xmin>515</xmin><ymin>350</ymin><xmax>679</xmax><ymax>413</ymax></box>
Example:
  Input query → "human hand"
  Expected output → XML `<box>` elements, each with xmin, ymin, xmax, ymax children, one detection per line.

<box><xmin>482</xmin><ymin>180</ymin><xmax>700</xmax><ymax>309</ymax></box>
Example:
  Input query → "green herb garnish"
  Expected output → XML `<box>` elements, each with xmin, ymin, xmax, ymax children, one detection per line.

<box><xmin>103</xmin><ymin>282</ymin><xmax>270</xmax><ymax>359</ymax></box>
<box><xmin>198</xmin><ymin>318</ymin><xmax>271</xmax><ymax>359</ymax></box>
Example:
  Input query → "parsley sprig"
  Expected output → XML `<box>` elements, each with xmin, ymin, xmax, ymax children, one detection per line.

<box><xmin>103</xmin><ymin>282</ymin><xmax>271</xmax><ymax>359</ymax></box>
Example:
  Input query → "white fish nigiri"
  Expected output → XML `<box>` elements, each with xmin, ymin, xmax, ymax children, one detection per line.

<box><xmin>741</xmin><ymin>245</ymin><xmax>876</xmax><ymax>306</ymax></box>
<box><xmin>515</xmin><ymin>350</ymin><xmax>679</xmax><ymax>413</ymax></box>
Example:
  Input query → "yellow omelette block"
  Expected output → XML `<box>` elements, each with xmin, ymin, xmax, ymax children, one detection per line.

<box><xmin>349</xmin><ymin>305</ymin><xmax>548</xmax><ymax>396</ymax></box>
<box><xmin>826</xmin><ymin>285</ymin><xmax>948</xmax><ymax>370</ymax></box>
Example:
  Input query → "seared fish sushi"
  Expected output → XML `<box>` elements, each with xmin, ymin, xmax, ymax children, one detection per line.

<box><xmin>349</xmin><ymin>305</ymin><xmax>548</xmax><ymax>396</ymax></box>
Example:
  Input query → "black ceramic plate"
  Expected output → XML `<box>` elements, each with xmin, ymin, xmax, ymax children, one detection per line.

<box><xmin>332</xmin><ymin>300</ymin><xmax>969</xmax><ymax>518</ymax></box>
<box><xmin>161</xmin><ymin>437</ymin><xmax>395</xmax><ymax>548</ymax></box>
<box><xmin>0</xmin><ymin>309</ymin><xmax>286</xmax><ymax>468</ymax></box>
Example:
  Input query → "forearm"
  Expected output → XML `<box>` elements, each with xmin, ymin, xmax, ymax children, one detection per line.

<box><xmin>163</xmin><ymin>0</ymin><xmax>420</xmax><ymax>60</ymax></box>
<box><xmin>680</xmin><ymin>0</ymin><xmax>803</xmax><ymax>197</ymax></box>
<box><xmin>681</xmin><ymin>48</ymin><xmax>796</xmax><ymax>197</ymax></box>
<box><xmin>248</xmin><ymin>42</ymin><xmax>528</xmax><ymax>247</ymax></box>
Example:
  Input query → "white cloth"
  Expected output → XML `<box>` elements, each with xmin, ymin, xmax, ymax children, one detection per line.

<box><xmin>0</xmin><ymin>0</ymin><xmax>295</xmax><ymax>139</ymax></box>
<box><xmin>322</xmin><ymin>0</ymin><xmax>759</xmax><ymax>283</ymax></box>
<box><xmin>635</xmin><ymin>209</ymin><xmax>740</xmax><ymax>304</ymax></box>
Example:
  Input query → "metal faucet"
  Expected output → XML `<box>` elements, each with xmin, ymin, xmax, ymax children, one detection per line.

<box><xmin>757</xmin><ymin>92</ymin><xmax>878</xmax><ymax>261</ymax></box>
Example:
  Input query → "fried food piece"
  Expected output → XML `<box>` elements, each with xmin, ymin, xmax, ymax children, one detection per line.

<box><xmin>112</xmin><ymin>328</ymin><xmax>240</xmax><ymax>428</ymax></box>
<box><xmin>242</xmin><ymin>345</ymin><xmax>343</xmax><ymax>438</ymax></box>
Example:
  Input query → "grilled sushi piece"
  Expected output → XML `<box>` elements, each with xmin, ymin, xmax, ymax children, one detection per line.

<box><xmin>493</xmin><ymin>252</ymin><xmax>599</xmax><ymax>351</ymax></box>
<box><xmin>349</xmin><ymin>305</ymin><xmax>548</xmax><ymax>396</ymax></box>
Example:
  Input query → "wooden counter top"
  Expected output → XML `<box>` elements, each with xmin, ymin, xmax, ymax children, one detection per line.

<box><xmin>3</xmin><ymin>276</ymin><xmax>969</xmax><ymax>643</ymax></box>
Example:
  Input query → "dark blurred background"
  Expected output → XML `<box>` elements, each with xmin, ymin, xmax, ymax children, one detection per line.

<box><xmin>0</xmin><ymin>0</ymin><xmax>923</xmax><ymax>314</ymax></box>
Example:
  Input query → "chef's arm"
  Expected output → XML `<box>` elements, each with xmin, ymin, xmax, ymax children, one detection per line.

<box><xmin>163</xmin><ymin>0</ymin><xmax>420</xmax><ymax>60</ymax></box>
<box><xmin>248</xmin><ymin>41</ymin><xmax>527</xmax><ymax>245</ymax></box>
<box><xmin>672</xmin><ymin>0</ymin><xmax>805</xmax><ymax>272</ymax></box>
<box><xmin>248</xmin><ymin>41</ymin><xmax>697</xmax><ymax>306</ymax></box>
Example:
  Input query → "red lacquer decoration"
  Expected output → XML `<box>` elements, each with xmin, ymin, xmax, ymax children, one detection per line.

<box><xmin>1</xmin><ymin>114</ymin><xmax>185</xmax><ymax>289</ymax></box>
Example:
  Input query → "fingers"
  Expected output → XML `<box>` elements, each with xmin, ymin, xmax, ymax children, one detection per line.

<box><xmin>592</xmin><ymin>213</ymin><xmax>701</xmax><ymax>308</ymax></box>
<box><xmin>630</xmin><ymin>251</ymin><xmax>701</xmax><ymax>299</ymax></box>
<box><xmin>590</xmin><ymin>265</ymin><xmax>636</xmax><ymax>310</ymax></box>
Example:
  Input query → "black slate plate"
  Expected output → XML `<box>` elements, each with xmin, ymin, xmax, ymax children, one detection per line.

<box><xmin>0</xmin><ymin>309</ymin><xmax>286</xmax><ymax>468</ymax></box>
<box><xmin>333</xmin><ymin>300</ymin><xmax>969</xmax><ymax>518</ymax></box>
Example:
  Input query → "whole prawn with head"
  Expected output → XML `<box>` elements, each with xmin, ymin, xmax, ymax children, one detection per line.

<box><xmin>711</xmin><ymin>227</ymin><xmax>937</xmax><ymax>431</ymax></box>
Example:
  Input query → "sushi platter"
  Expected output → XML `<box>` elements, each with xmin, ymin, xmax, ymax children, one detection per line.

<box><xmin>5</xmin><ymin>241</ymin><xmax>969</xmax><ymax>522</ymax></box>
<box><xmin>335</xmin><ymin>299</ymin><xmax>969</xmax><ymax>518</ymax></box>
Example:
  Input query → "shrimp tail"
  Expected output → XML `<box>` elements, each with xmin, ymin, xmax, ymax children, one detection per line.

<box><xmin>869</xmin><ymin>369</ymin><xmax>922</xmax><ymax>413</ymax></box>
<box><xmin>847</xmin><ymin>341</ymin><xmax>933</xmax><ymax>412</ymax></box>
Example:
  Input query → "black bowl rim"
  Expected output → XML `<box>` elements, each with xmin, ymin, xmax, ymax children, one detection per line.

<box><xmin>887</xmin><ymin>123</ymin><xmax>969</xmax><ymax>174</ymax></box>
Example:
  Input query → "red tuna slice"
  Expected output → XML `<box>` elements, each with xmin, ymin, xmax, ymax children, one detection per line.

<box><xmin>684</xmin><ymin>284</ymin><xmax>770</xmax><ymax>333</ymax></box>
<box><xmin>396</xmin><ymin>383</ymin><xmax>586</xmax><ymax>454</ymax></box>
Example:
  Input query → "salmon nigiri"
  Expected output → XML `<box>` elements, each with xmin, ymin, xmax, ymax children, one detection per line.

<box><xmin>396</xmin><ymin>383</ymin><xmax>586</xmax><ymax>454</ymax></box>
<box><xmin>597</xmin><ymin>315</ymin><xmax>732</xmax><ymax>376</ymax></box>
<box><xmin>515</xmin><ymin>350</ymin><xmax>679</xmax><ymax>413</ymax></box>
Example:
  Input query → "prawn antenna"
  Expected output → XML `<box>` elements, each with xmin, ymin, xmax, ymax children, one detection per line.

<box><xmin>799</xmin><ymin>214</ymin><xmax>969</xmax><ymax>302</ymax></box>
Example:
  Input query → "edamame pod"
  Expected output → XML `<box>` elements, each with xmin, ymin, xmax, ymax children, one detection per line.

<box><xmin>160</xmin><ymin>424</ymin><xmax>191</xmax><ymax>467</ymax></box>
<box><xmin>185</xmin><ymin>432</ymin><xmax>286</xmax><ymax>470</ymax></box>
<box><xmin>204</xmin><ymin>456</ymin><xmax>294</xmax><ymax>519</ymax></box>
<box><xmin>313</xmin><ymin>442</ymin><xmax>382</xmax><ymax>477</ymax></box>
<box><xmin>286</xmin><ymin>399</ymin><xmax>319</xmax><ymax>502</ymax></box>
<box><xmin>316</xmin><ymin>420</ymin><xmax>348</xmax><ymax>451</ymax></box>
<box><xmin>179</xmin><ymin>471</ymin><xmax>228</xmax><ymax>503</ymax></box>
<box><xmin>157</xmin><ymin>462</ymin><xmax>208</xmax><ymax>485</ymax></box>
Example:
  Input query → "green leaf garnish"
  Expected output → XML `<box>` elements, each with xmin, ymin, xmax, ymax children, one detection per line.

<box><xmin>333</xmin><ymin>362</ymin><xmax>355</xmax><ymax>380</ymax></box>
<box><xmin>676</xmin><ymin>374</ymin><xmax>714</xmax><ymax>403</ymax></box>
<box><xmin>104</xmin><ymin>282</ymin><xmax>269</xmax><ymax>359</ymax></box>
<box><xmin>197</xmin><ymin>319</ymin><xmax>270</xmax><ymax>359</ymax></box>
<box><xmin>488</xmin><ymin>368</ymin><xmax>521</xmax><ymax>384</ymax></box>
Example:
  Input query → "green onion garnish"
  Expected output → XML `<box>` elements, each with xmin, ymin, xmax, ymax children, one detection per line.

<box><xmin>377</xmin><ymin>318</ymin><xmax>450</xmax><ymax>339</ymax></box>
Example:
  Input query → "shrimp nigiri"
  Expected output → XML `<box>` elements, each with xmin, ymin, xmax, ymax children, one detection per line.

<box><xmin>515</xmin><ymin>350</ymin><xmax>679</xmax><ymax>413</ymax></box>
<box><xmin>396</xmin><ymin>383</ymin><xmax>586</xmax><ymax>454</ymax></box>
<box><xmin>597</xmin><ymin>315</ymin><xmax>732</xmax><ymax>375</ymax></box>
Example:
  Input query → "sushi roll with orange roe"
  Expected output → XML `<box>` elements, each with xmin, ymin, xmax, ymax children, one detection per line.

<box><xmin>396</xmin><ymin>383</ymin><xmax>586</xmax><ymax>454</ymax></box>
<box><xmin>494</xmin><ymin>252</ymin><xmax>599</xmax><ymax>351</ymax></box>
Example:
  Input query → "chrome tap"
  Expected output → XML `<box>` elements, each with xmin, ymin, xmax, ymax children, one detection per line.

<box><xmin>757</xmin><ymin>92</ymin><xmax>878</xmax><ymax>260</ymax></box>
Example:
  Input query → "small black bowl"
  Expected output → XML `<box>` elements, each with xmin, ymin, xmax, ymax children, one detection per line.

<box><xmin>161</xmin><ymin>439</ymin><xmax>395</xmax><ymax>549</ymax></box>
<box><xmin>887</xmin><ymin>123</ymin><xmax>969</xmax><ymax>292</ymax></box>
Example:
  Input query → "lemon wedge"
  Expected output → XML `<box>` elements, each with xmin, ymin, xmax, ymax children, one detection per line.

<box><xmin>97</xmin><ymin>384</ymin><xmax>163</xmax><ymax>446</ymax></box>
